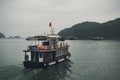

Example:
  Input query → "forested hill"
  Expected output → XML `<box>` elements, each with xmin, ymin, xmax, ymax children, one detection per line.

<box><xmin>0</xmin><ymin>32</ymin><xmax>5</xmax><ymax>38</ymax></box>
<box><xmin>58</xmin><ymin>18</ymin><xmax>120</xmax><ymax>40</ymax></box>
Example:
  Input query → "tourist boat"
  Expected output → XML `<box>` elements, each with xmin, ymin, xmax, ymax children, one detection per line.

<box><xmin>23</xmin><ymin>23</ymin><xmax>71</xmax><ymax>68</ymax></box>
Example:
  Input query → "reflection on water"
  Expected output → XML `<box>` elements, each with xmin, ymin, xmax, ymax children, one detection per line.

<box><xmin>0</xmin><ymin>60</ymin><xmax>73</xmax><ymax>80</ymax></box>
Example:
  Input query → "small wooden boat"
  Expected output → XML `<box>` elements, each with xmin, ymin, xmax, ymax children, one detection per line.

<box><xmin>23</xmin><ymin>24</ymin><xmax>71</xmax><ymax>68</ymax></box>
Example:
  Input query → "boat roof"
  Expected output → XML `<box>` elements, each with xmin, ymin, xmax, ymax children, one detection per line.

<box><xmin>26</xmin><ymin>36</ymin><xmax>47</xmax><ymax>41</ymax></box>
<box><xmin>26</xmin><ymin>34</ymin><xmax>64</xmax><ymax>41</ymax></box>
<box><xmin>47</xmin><ymin>34</ymin><xmax>61</xmax><ymax>38</ymax></box>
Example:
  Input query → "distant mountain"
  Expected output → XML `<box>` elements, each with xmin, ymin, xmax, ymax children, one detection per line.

<box><xmin>58</xmin><ymin>18</ymin><xmax>120</xmax><ymax>40</ymax></box>
<box><xmin>0</xmin><ymin>32</ymin><xmax>5</xmax><ymax>38</ymax></box>
<box><xmin>8</xmin><ymin>36</ymin><xmax>21</xmax><ymax>39</ymax></box>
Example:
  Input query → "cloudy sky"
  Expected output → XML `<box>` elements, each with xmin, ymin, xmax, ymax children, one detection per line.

<box><xmin>0</xmin><ymin>0</ymin><xmax>120</xmax><ymax>37</ymax></box>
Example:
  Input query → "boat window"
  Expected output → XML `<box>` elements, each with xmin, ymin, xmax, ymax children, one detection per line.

<box><xmin>56</xmin><ymin>51</ymin><xmax>59</xmax><ymax>57</ymax></box>
<box><xmin>39</xmin><ymin>52</ymin><xmax>43</xmax><ymax>58</ymax></box>
<box><xmin>43</xmin><ymin>42</ymin><xmax>50</xmax><ymax>46</ymax></box>
<box><xmin>59</xmin><ymin>51</ymin><xmax>60</xmax><ymax>56</ymax></box>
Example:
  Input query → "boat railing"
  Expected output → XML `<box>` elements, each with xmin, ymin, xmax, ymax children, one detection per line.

<box><xmin>27</xmin><ymin>43</ymin><xmax>69</xmax><ymax>51</ymax></box>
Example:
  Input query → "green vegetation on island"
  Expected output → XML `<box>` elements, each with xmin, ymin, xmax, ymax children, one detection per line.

<box><xmin>0</xmin><ymin>32</ymin><xmax>22</xmax><ymax>39</ymax></box>
<box><xmin>0</xmin><ymin>32</ymin><xmax>5</xmax><ymax>38</ymax></box>
<box><xmin>58</xmin><ymin>18</ymin><xmax>120</xmax><ymax>40</ymax></box>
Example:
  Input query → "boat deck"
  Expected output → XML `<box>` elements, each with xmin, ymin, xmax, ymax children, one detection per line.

<box><xmin>23</xmin><ymin>45</ymin><xmax>69</xmax><ymax>52</ymax></box>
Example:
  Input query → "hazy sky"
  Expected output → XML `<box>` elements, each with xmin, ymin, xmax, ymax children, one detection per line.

<box><xmin>0</xmin><ymin>0</ymin><xmax>120</xmax><ymax>37</ymax></box>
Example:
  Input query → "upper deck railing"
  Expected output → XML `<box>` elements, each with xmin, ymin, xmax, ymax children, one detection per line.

<box><xmin>23</xmin><ymin>43</ymin><xmax>69</xmax><ymax>52</ymax></box>
<box><xmin>24</xmin><ymin>34</ymin><xmax>68</xmax><ymax>52</ymax></box>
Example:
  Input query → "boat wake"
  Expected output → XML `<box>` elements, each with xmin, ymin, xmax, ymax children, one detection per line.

<box><xmin>0</xmin><ymin>60</ymin><xmax>73</xmax><ymax>80</ymax></box>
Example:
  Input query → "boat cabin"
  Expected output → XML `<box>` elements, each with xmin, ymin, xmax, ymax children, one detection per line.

<box><xmin>23</xmin><ymin>34</ymin><xmax>70</xmax><ymax>68</ymax></box>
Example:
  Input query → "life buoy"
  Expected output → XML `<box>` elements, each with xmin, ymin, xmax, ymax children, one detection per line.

<box><xmin>39</xmin><ymin>45</ymin><xmax>46</xmax><ymax>50</ymax></box>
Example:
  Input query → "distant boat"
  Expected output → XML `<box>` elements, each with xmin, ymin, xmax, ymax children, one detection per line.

<box><xmin>93</xmin><ymin>36</ymin><xmax>104</xmax><ymax>40</ymax></box>
<box><xmin>67</xmin><ymin>36</ymin><xmax>78</xmax><ymax>40</ymax></box>
<box><xmin>7</xmin><ymin>36</ymin><xmax>21</xmax><ymax>39</ymax></box>
<box><xmin>23</xmin><ymin>23</ymin><xmax>71</xmax><ymax>68</ymax></box>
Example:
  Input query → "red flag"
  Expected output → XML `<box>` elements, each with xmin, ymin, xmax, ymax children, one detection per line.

<box><xmin>49</xmin><ymin>22</ymin><xmax>52</xmax><ymax>27</ymax></box>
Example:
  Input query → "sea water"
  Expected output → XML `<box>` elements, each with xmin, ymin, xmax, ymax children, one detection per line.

<box><xmin>0</xmin><ymin>39</ymin><xmax>120</xmax><ymax>80</ymax></box>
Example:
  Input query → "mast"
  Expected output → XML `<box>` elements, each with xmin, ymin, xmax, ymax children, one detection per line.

<box><xmin>51</xmin><ymin>27</ymin><xmax>54</xmax><ymax>34</ymax></box>
<box><xmin>49</xmin><ymin>22</ymin><xmax>55</xmax><ymax>34</ymax></box>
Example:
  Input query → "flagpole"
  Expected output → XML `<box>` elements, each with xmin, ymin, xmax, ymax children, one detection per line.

<box><xmin>51</xmin><ymin>27</ymin><xmax>54</xmax><ymax>34</ymax></box>
<box><xmin>49</xmin><ymin>22</ymin><xmax>54</xmax><ymax>34</ymax></box>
